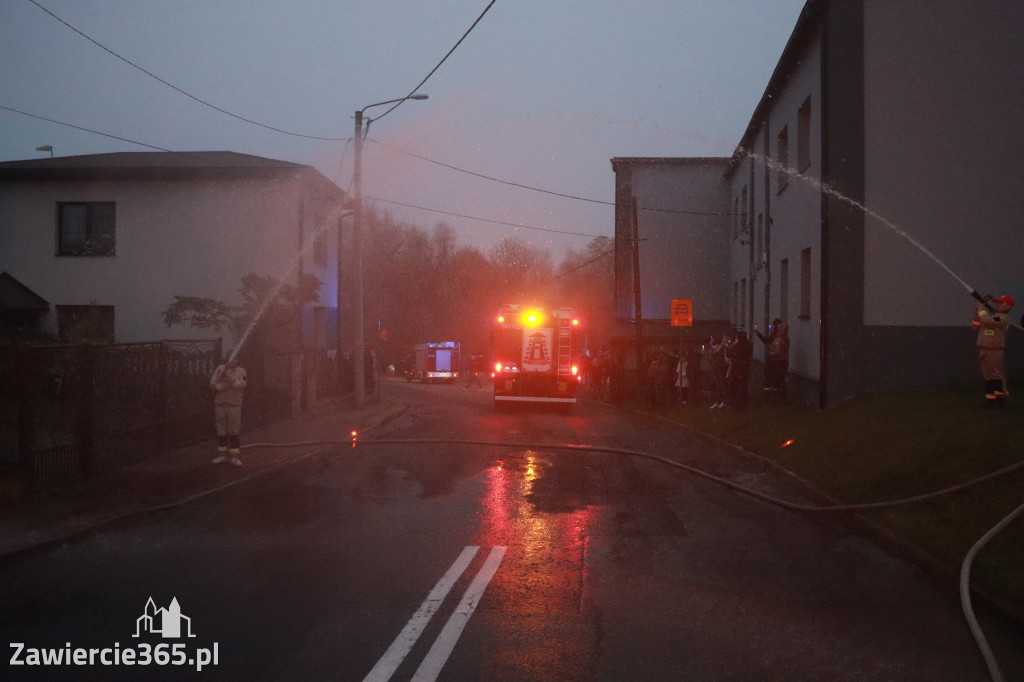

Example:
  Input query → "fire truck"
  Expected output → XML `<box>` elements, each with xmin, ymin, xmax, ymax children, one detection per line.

<box><xmin>491</xmin><ymin>304</ymin><xmax>580</xmax><ymax>408</ymax></box>
<box><xmin>411</xmin><ymin>341</ymin><xmax>460</xmax><ymax>383</ymax></box>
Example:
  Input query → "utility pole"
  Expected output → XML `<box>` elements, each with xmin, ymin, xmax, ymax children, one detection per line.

<box><xmin>349</xmin><ymin>95</ymin><xmax>428</xmax><ymax>407</ymax></box>
<box><xmin>335</xmin><ymin>214</ymin><xmax>345</xmax><ymax>395</ymax></box>
<box><xmin>352</xmin><ymin>109</ymin><xmax>366</xmax><ymax>406</ymax></box>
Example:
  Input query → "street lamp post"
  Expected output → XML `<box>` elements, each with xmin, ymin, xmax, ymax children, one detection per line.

<box><xmin>351</xmin><ymin>94</ymin><xmax>428</xmax><ymax>406</ymax></box>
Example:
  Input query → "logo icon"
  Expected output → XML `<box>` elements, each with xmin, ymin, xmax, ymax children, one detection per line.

<box><xmin>523</xmin><ymin>330</ymin><xmax>552</xmax><ymax>371</ymax></box>
<box><xmin>133</xmin><ymin>597</ymin><xmax>195</xmax><ymax>638</ymax></box>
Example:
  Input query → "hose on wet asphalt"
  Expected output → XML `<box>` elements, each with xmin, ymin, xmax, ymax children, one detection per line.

<box><xmin>242</xmin><ymin>436</ymin><xmax>1023</xmax><ymax>681</ymax></box>
<box><xmin>244</xmin><ymin>436</ymin><xmax>1024</xmax><ymax>512</ymax></box>
<box><xmin>960</xmin><ymin>501</ymin><xmax>1024</xmax><ymax>682</ymax></box>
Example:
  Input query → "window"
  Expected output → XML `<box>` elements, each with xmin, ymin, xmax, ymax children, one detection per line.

<box><xmin>740</xmin><ymin>186</ymin><xmax>748</xmax><ymax>236</ymax></box>
<box><xmin>797</xmin><ymin>97</ymin><xmax>812</xmax><ymax>172</ymax></box>
<box><xmin>733</xmin><ymin>281</ymin><xmax>739</xmax><ymax>323</ymax></box>
<box><xmin>800</xmin><ymin>248</ymin><xmax>812</xmax><ymax>319</ymax></box>
<box><xmin>313</xmin><ymin>306</ymin><xmax>327</xmax><ymax>349</ymax></box>
<box><xmin>57</xmin><ymin>304</ymin><xmax>115</xmax><ymax>343</ymax></box>
<box><xmin>777</xmin><ymin>126</ymin><xmax>789</xmax><ymax>193</ymax></box>
<box><xmin>313</xmin><ymin>234</ymin><xmax>328</xmax><ymax>266</ymax></box>
<box><xmin>58</xmin><ymin>202</ymin><xmax>116</xmax><ymax>256</ymax></box>
<box><xmin>740</xmin><ymin>278</ymin><xmax>747</xmax><ymax>328</ymax></box>
<box><xmin>756</xmin><ymin>214</ymin><xmax>764</xmax><ymax>270</ymax></box>
<box><xmin>780</xmin><ymin>258</ymin><xmax>789</xmax><ymax>322</ymax></box>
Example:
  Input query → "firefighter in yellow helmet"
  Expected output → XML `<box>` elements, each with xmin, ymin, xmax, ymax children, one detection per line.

<box><xmin>972</xmin><ymin>295</ymin><xmax>1013</xmax><ymax>406</ymax></box>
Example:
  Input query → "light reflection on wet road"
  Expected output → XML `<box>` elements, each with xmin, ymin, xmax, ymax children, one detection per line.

<box><xmin>0</xmin><ymin>379</ymin><xmax>1022</xmax><ymax>681</ymax></box>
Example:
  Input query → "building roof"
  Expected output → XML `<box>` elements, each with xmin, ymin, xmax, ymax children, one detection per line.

<box><xmin>726</xmin><ymin>0</ymin><xmax>821</xmax><ymax>175</ymax></box>
<box><xmin>0</xmin><ymin>150</ymin><xmax>305</xmax><ymax>171</ymax></box>
<box><xmin>0</xmin><ymin>150</ymin><xmax>348</xmax><ymax>201</ymax></box>
<box><xmin>611</xmin><ymin>157</ymin><xmax>730</xmax><ymax>171</ymax></box>
<box><xmin>0</xmin><ymin>272</ymin><xmax>49</xmax><ymax>310</ymax></box>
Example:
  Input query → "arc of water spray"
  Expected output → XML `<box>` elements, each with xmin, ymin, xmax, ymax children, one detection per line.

<box><xmin>227</xmin><ymin>218</ymin><xmax>342</xmax><ymax>362</ymax></box>
<box><xmin>228</xmin><ymin>276</ymin><xmax>292</xmax><ymax>363</ymax></box>
<box><xmin>740</xmin><ymin>148</ymin><xmax>1021</xmax><ymax>330</ymax></box>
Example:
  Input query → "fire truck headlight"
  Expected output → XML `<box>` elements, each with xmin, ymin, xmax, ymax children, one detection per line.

<box><xmin>571</xmin><ymin>364</ymin><xmax>578</xmax><ymax>376</ymax></box>
<box><xmin>495</xmin><ymin>362</ymin><xmax>502</xmax><ymax>373</ymax></box>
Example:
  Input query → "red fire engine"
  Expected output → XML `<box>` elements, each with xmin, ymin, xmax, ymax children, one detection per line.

<box><xmin>491</xmin><ymin>304</ymin><xmax>580</xmax><ymax>408</ymax></box>
<box><xmin>411</xmin><ymin>341</ymin><xmax>460</xmax><ymax>383</ymax></box>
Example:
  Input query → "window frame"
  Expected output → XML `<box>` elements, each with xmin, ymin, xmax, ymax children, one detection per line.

<box><xmin>797</xmin><ymin>96</ymin><xmax>812</xmax><ymax>172</ymax></box>
<box><xmin>780</xmin><ymin>258</ymin><xmax>789</xmax><ymax>322</ymax></box>
<box><xmin>776</xmin><ymin>126</ymin><xmax>790</xmax><ymax>194</ymax></box>
<box><xmin>56</xmin><ymin>201</ymin><xmax>116</xmax><ymax>257</ymax></box>
<box><xmin>799</xmin><ymin>247</ymin><xmax>812</xmax><ymax>320</ymax></box>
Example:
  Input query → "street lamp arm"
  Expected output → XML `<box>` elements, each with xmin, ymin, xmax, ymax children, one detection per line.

<box><xmin>356</xmin><ymin>94</ymin><xmax>428</xmax><ymax>117</ymax></box>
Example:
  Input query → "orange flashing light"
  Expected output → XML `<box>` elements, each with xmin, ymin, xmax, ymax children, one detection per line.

<box><xmin>522</xmin><ymin>310</ymin><xmax>543</xmax><ymax>327</ymax></box>
<box><xmin>780</xmin><ymin>439</ymin><xmax>795</xmax><ymax>448</ymax></box>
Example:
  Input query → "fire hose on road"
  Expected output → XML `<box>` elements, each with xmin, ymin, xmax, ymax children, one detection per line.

<box><xmin>237</xmin><ymin>435</ymin><xmax>1024</xmax><ymax>681</ymax></box>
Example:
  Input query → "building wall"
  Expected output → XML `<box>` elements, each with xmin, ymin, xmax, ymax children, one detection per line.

<box><xmin>729</xmin><ymin>29</ymin><xmax>824</xmax><ymax>390</ymax></box>
<box><xmin>612</xmin><ymin>0</ymin><xmax>1021</xmax><ymax>405</ymax></box>
<box><xmin>0</xmin><ymin>170</ymin><xmax>343</xmax><ymax>345</ymax></box>
<box><xmin>862</xmin><ymin>0</ymin><xmax>1024</xmax><ymax>328</ymax></box>
<box><xmin>613</xmin><ymin>158</ymin><xmax>731</xmax><ymax>326</ymax></box>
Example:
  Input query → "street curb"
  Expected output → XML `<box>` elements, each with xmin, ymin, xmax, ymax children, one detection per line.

<box><xmin>0</xmin><ymin>403</ymin><xmax>408</xmax><ymax>568</ymax></box>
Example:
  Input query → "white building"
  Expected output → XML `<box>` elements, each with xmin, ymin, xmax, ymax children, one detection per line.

<box><xmin>0</xmin><ymin>151</ymin><xmax>348</xmax><ymax>350</ymax></box>
<box><xmin>614</xmin><ymin>0</ymin><xmax>1023</xmax><ymax>406</ymax></box>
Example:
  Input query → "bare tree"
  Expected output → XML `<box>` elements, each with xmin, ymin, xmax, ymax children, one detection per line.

<box><xmin>487</xmin><ymin>236</ymin><xmax>554</xmax><ymax>304</ymax></box>
<box><xmin>162</xmin><ymin>272</ymin><xmax>321</xmax><ymax>353</ymax></box>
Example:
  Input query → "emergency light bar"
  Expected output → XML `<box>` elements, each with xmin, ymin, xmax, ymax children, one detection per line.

<box><xmin>521</xmin><ymin>310</ymin><xmax>544</xmax><ymax>327</ymax></box>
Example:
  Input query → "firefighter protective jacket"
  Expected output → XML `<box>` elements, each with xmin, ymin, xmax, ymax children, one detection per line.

<box><xmin>211</xmin><ymin>364</ymin><xmax>248</xmax><ymax>406</ymax></box>
<box><xmin>973</xmin><ymin>309</ymin><xmax>1009</xmax><ymax>349</ymax></box>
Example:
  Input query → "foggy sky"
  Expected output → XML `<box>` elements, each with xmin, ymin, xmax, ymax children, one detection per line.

<box><xmin>0</xmin><ymin>0</ymin><xmax>806</xmax><ymax>259</ymax></box>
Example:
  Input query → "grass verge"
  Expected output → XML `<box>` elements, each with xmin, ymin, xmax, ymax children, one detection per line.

<box><xmin>633</xmin><ymin>387</ymin><xmax>1024</xmax><ymax>613</ymax></box>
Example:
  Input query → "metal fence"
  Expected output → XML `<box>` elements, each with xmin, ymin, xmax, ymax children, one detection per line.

<box><xmin>0</xmin><ymin>340</ymin><xmax>304</xmax><ymax>489</ymax></box>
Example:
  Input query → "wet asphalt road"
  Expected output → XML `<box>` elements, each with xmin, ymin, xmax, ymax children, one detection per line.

<box><xmin>1</xmin><ymin>379</ymin><xmax>1022</xmax><ymax>681</ymax></box>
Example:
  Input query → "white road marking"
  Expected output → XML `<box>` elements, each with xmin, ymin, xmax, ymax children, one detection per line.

<box><xmin>362</xmin><ymin>545</ymin><xmax>480</xmax><ymax>682</ymax></box>
<box><xmin>411</xmin><ymin>545</ymin><xmax>507</xmax><ymax>682</ymax></box>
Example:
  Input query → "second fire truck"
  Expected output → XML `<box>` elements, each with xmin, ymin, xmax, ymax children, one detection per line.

<box><xmin>410</xmin><ymin>341</ymin><xmax>460</xmax><ymax>383</ymax></box>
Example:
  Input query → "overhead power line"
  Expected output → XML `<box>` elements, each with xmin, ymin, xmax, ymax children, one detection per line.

<box><xmin>0</xmin><ymin>105</ymin><xmax>176</xmax><ymax>152</ymax></box>
<box><xmin>371</xmin><ymin>0</ymin><xmax>498</xmax><ymax>124</ymax></box>
<box><xmin>550</xmin><ymin>247</ymin><xmax>615</xmax><ymax>282</ymax></box>
<box><xmin>27</xmin><ymin>0</ymin><xmax>347</xmax><ymax>141</ymax></box>
<box><xmin>368</xmin><ymin>195</ymin><xmax>610</xmax><ymax>239</ymax></box>
<box><xmin>27</xmin><ymin>0</ymin><xmax>732</xmax><ymax>220</ymax></box>
<box><xmin>26</xmin><ymin>0</ymin><xmax>736</xmax><ymax>222</ymax></box>
<box><xmin>370</xmin><ymin>139</ymin><xmax>738</xmax><ymax>217</ymax></box>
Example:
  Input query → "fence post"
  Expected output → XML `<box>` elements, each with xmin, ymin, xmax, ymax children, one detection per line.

<box><xmin>291</xmin><ymin>353</ymin><xmax>302</xmax><ymax>417</ymax></box>
<box><xmin>155</xmin><ymin>341</ymin><xmax>168</xmax><ymax>454</ymax></box>
<box><xmin>300</xmin><ymin>350</ymin><xmax>309</xmax><ymax>411</ymax></box>
<box><xmin>17</xmin><ymin>346</ymin><xmax>36</xmax><ymax>483</ymax></box>
<box><xmin>77</xmin><ymin>344</ymin><xmax>96</xmax><ymax>478</ymax></box>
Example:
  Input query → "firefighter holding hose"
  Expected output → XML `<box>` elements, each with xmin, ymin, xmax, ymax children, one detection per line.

<box><xmin>210</xmin><ymin>353</ymin><xmax>248</xmax><ymax>464</ymax></box>
<box><xmin>972</xmin><ymin>295</ymin><xmax>1013</xmax><ymax>406</ymax></box>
